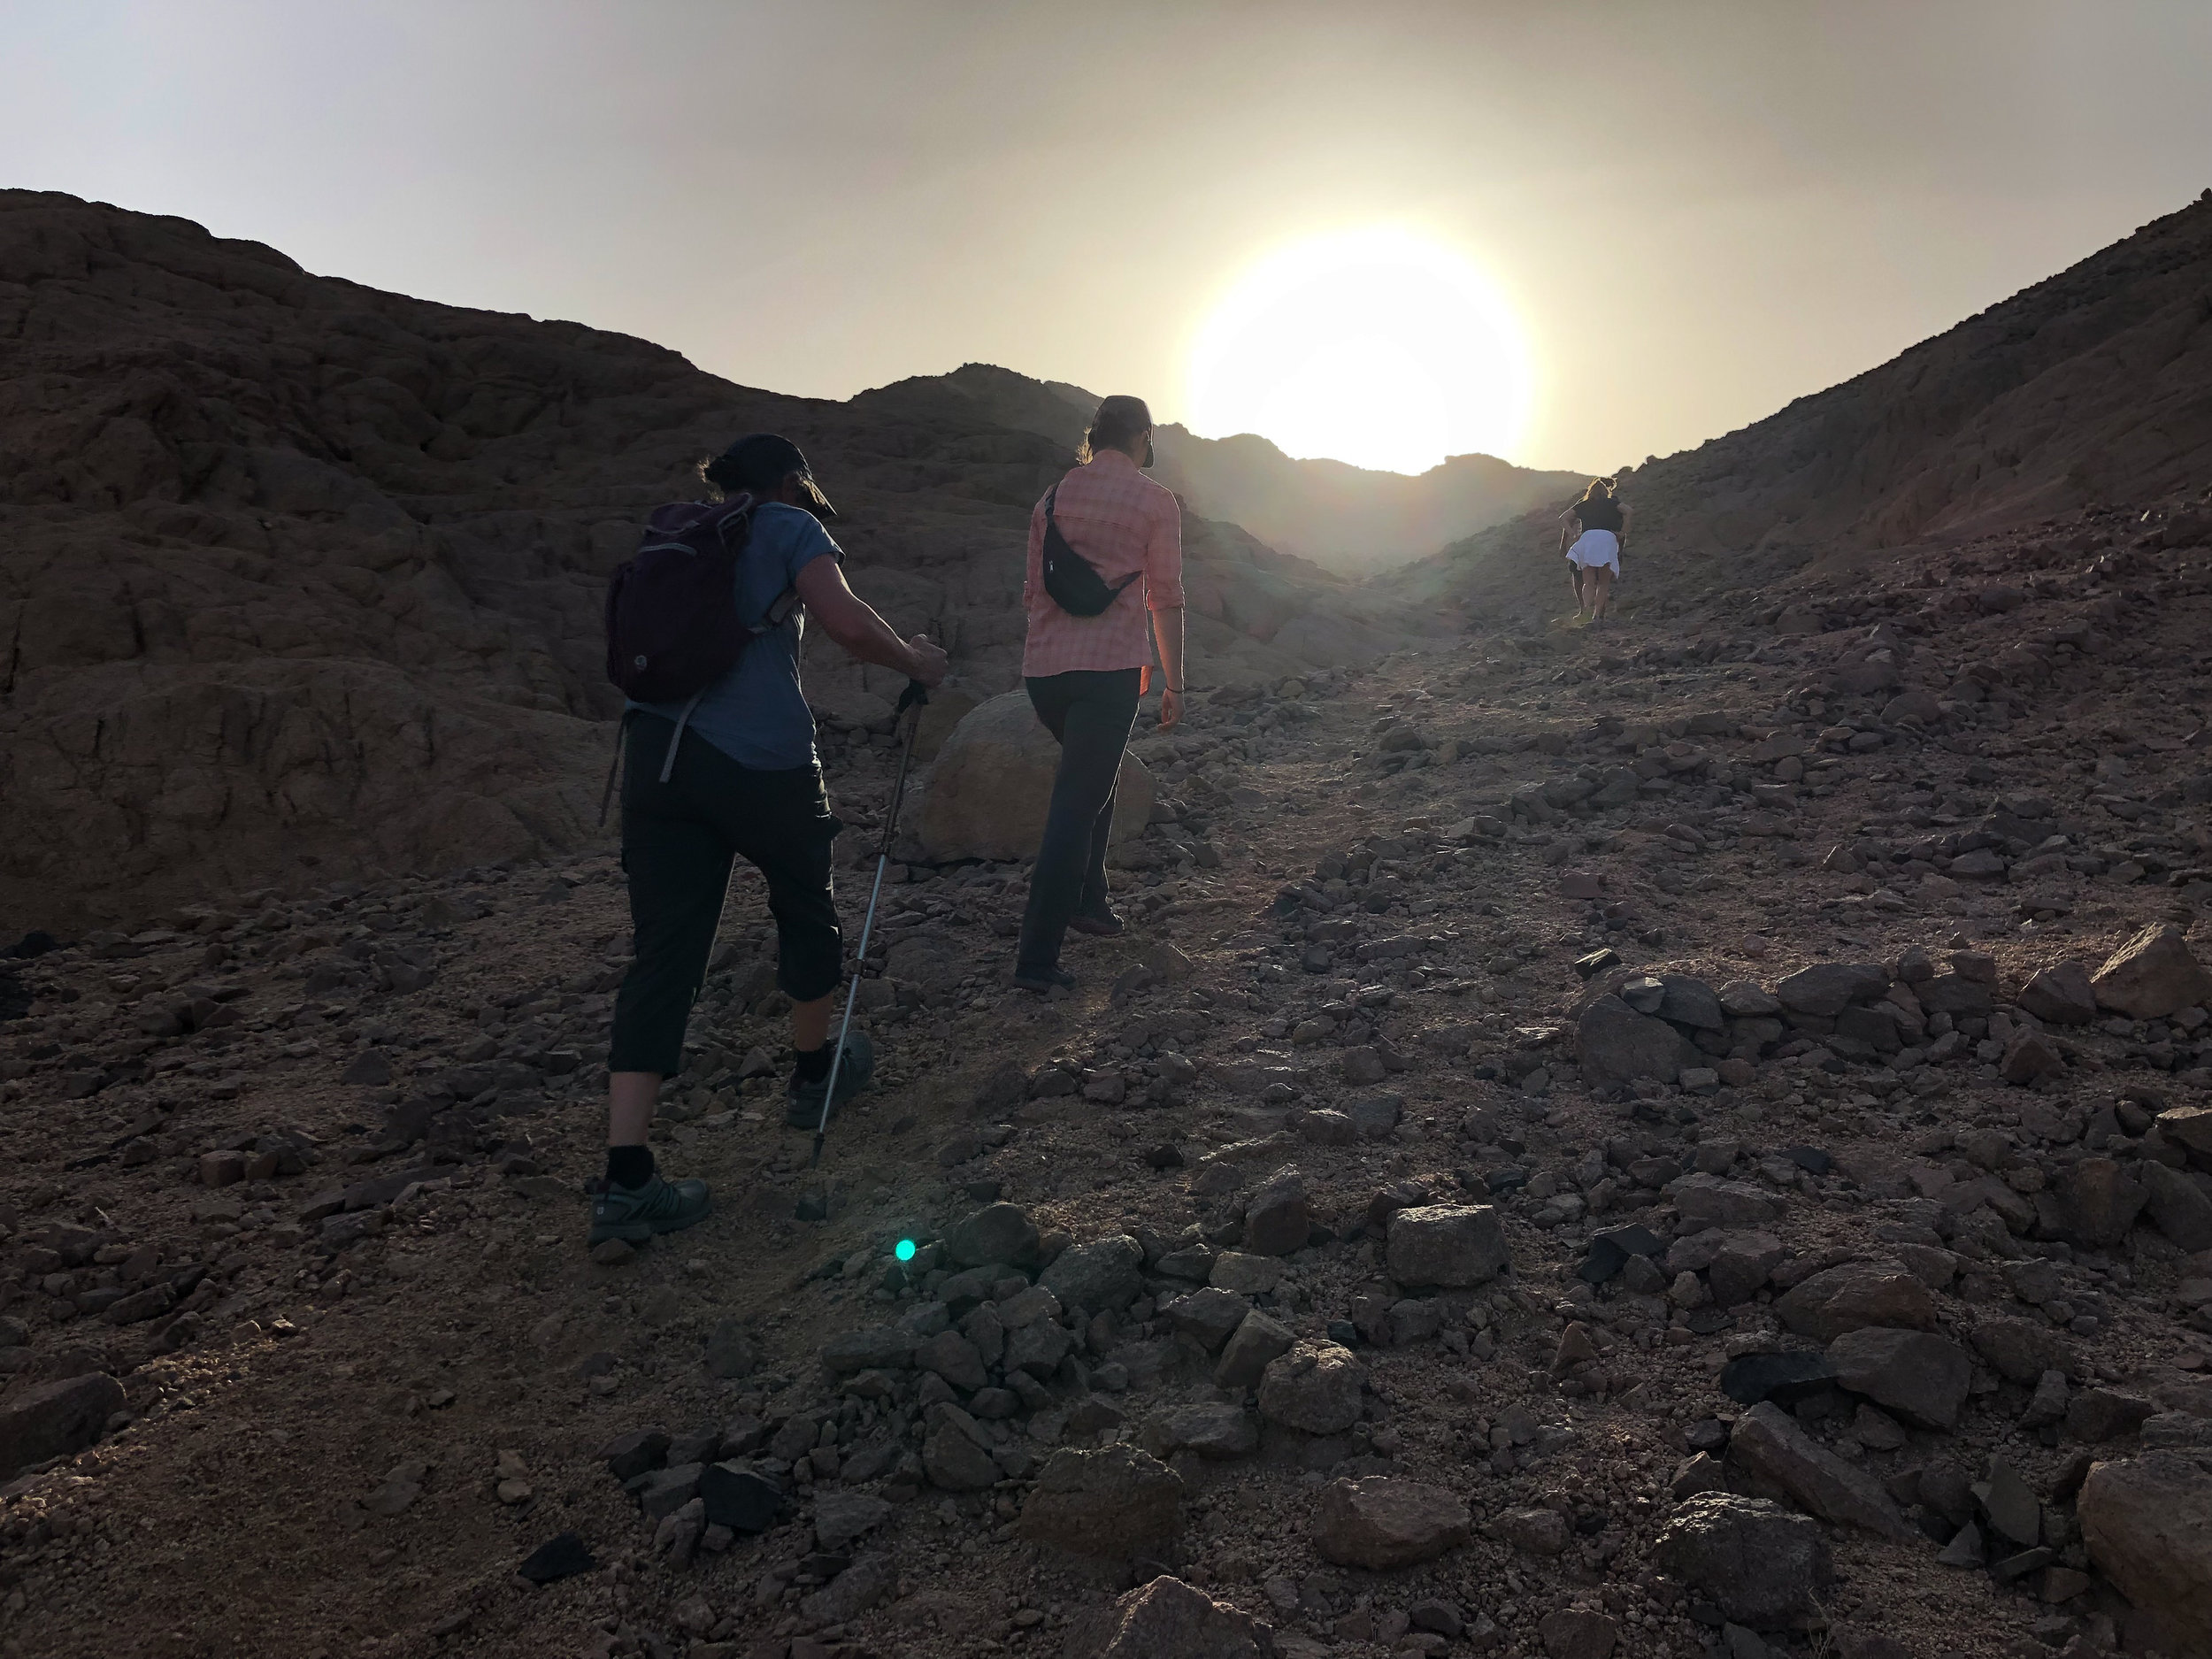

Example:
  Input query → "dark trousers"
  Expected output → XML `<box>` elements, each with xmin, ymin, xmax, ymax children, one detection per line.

<box><xmin>1017</xmin><ymin>668</ymin><xmax>1141</xmax><ymax>972</ymax></box>
<box><xmin>608</xmin><ymin>714</ymin><xmax>843</xmax><ymax>1076</ymax></box>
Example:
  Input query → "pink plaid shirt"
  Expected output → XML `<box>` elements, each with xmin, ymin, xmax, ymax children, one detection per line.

<box><xmin>1021</xmin><ymin>450</ymin><xmax>1185</xmax><ymax>681</ymax></box>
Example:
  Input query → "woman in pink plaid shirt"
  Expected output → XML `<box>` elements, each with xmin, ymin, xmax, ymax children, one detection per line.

<box><xmin>1011</xmin><ymin>395</ymin><xmax>1188</xmax><ymax>993</ymax></box>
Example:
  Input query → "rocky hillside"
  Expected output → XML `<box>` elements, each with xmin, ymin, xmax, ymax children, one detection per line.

<box><xmin>0</xmin><ymin>487</ymin><xmax>2206</xmax><ymax>1658</ymax></box>
<box><xmin>1391</xmin><ymin>189</ymin><xmax>2212</xmax><ymax>620</ymax></box>
<box><xmin>0</xmin><ymin>192</ymin><xmax>1432</xmax><ymax>932</ymax></box>
<box><xmin>852</xmin><ymin>365</ymin><xmax>1588</xmax><ymax>577</ymax></box>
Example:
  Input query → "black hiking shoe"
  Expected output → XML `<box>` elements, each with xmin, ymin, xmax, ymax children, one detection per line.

<box><xmin>588</xmin><ymin>1172</ymin><xmax>711</xmax><ymax>1246</ymax></box>
<box><xmin>785</xmin><ymin>1031</ymin><xmax>875</xmax><ymax>1129</ymax></box>
<box><xmin>1011</xmin><ymin>963</ymin><xmax>1078</xmax><ymax>994</ymax></box>
<box><xmin>1066</xmin><ymin>908</ymin><xmax>1125</xmax><ymax>938</ymax></box>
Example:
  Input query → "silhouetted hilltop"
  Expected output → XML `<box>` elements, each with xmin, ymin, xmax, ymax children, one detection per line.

<box><xmin>856</xmin><ymin>364</ymin><xmax>1588</xmax><ymax>575</ymax></box>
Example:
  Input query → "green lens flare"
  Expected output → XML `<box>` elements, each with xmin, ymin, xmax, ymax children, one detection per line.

<box><xmin>895</xmin><ymin>1239</ymin><xmax>917</xmax><ymax>1263</ymax></box>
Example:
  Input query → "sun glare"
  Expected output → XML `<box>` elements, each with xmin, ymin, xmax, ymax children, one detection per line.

<box><xmin>1186</xmin><ymin>227</ymin><xmax>1532</xmax><ymax>475</ymax></box>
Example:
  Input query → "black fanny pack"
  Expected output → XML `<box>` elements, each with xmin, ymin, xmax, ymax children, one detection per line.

<box><xmin>1041</xmin><ymin>488</ymin><xmax>1141</xmax><ymax>618</ymax></box>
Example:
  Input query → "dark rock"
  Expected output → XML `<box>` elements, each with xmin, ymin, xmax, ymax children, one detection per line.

<box><xmin>1578</xmin><ymin>995</ymin><xmax>1698</xmax><ymax>1089</ymax></box>
<box><xmin>798</xmin><ymin>1553</ymin><xmax>895</xmax><ymax>1625</ymax></box>
<box><xmin>1386</xmin><ymin>1203</ymin><xmax>1510</xmax><ymax>1287</ymax></box>
<box><xmin>1018</xmin><ymin>1445</ymin><xmax>1185</xmax><ymax>1558</ymax></box>
<box><xmin>2018</xmin><ymin>961</ymin><xmax>2097</xmax><ymax>1025</ymax></box>
<box><xmin>1311</xmin><ymin>1476</ymin><xmax>1471</xmax><ymax>1569</ymax></box>
<box><xmin>1656</xmin><ymin>976</ymin><xmax>1725</xmax><ymax>1031</ymax></box>
<box><xmin>1726</xmin><ymin>1402</ymin><xmax>1913</xmax><ymax>1540</ymax></box>
<box><xmin>1970</xmin><ymin>1317</ymin><xmax>2077</xmax><ymax>1385</ymax></box>
<box><xmin>517</xmin><ymin>1532</ymin><xmax>595</xmax><ymax>1585</ymax></box>
<box><xmin>1578</xmin><ymin>1224</ymin><xmax>1663</xmax><ymax>1284</ymax></box>
<box><xmin>820</xmin><ymin>1325</ymin><xmax>918</xmax><ymax>1373</ymax></box>
<box><xmin>1717</xmin><ymin>1351</ymin><xmax>1837</xmax><ymax>1409</ymax></box>
<box><xmin>1774</xmin><ymin>1263</ymin><xmax>1934</xmax><ymax>1341</ymax></box>
<box><xmin>2054</xmin><ymin>1158</ymin><xmax>2147</xmax><ymax>1248</ymax></box>
<box><xmin>2067</xmin><ymin>1389</ymin><xmax>2157</xmax><ymax>1442</ymax></box>
<box><xmin>1257</xmin><ymin>1341</ymin><xmax>1365</xmax><ymax>1434</ymax></box>
<box><xmin>1071</xmin><ymin>1575</ymin><xmax>1278</xmax><ymax>1659</ymax></box>
<box><xmin>1242</xmin><ymin>1168</ymin><xmax>1312</xmax><ymax>1256</ymax></box>
<box><xmin>1825</xmin><ymin>1328</ymin><xmax>1972</xmax><ymax>1430</ymax></box>
<box><xmin>2139</xmin><ymin>1162</ymin><xmax>2212</xmax><ymax>1252</ymax></box>
<box><xmin>0</xmin><ymin>1373</ymin><xmax>126</xmax><ymax>1476</ymax></box>
<box><xmin>1654</xmin><ymin>1494</ymin><xmax>1832</xmax><ymax>1630</ymax></box>
<box><xmin>1214</xmin><ymin>1309</ymin><xmax>1296</xmax><ymax>1390</ymax></box>
<box><xmin>946</xmin><ymin>1202</ymin><xmax>1041</xmax><ymax>1269</ymax></box>
<box><xmin>2078</xmin><ymin>1451</ymin><xmax>2212</xmax><ymax>1648</ymax></box>
<box><xmin>1537</xmin><ymin>1609</ymin><xmax>1619</xmax><ymax>1659</ymax></box>
<box><xmin>699</xmin><ymin>1464</ymin><xmax>783</xmax><ymax>1532</ymax></box>
<box><xmin>600</xmin><ymin>1427</ymin><xmax>670</xmax><ymax>1481</ymax></box>
<box><xmin>1774</xmin><ymin>964</ymin><xmax>1889</xmax><ymax>1018</ymax></box>
<box><xmin>1041</xmin><ymin>1234</ymin><xmax>1145</xmax><ymax>1312</ymax></box>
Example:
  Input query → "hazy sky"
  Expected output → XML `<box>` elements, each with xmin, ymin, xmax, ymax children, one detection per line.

<box><xmin>7</xmin><ymin>2</ymin><xmax>2210</xmax><ymax>473</ymax></box>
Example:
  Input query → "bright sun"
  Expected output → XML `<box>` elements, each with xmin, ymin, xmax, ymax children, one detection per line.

<box><xmin>1186</xmin><ymin>227</ymin><xmax>1532</xmax><ymax>475</ymax></box>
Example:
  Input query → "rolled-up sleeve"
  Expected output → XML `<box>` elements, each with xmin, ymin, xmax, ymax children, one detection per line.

<box><xmin>1145</xmin><ymin>494</ymin><xmax>1185</xmax><ymax>611</ymax></box>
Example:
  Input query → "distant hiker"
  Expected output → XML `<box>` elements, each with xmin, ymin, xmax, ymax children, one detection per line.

<box><xmin>1560</xmin><ymin>477</ymin><xmax>1629</xmax><ymax>624</ymax></box>
<box><xmin>590</xmin><ymin>434</ymin><xmax>948</xmax><ymax>1248</ymax></box>
<box><xmin>1011</xmin><ymin>395</ymin><xmax>1187</xmax><ymax>994</ymax></box>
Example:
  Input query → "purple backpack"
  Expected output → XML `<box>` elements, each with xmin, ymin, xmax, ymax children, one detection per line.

<box><xmin>603</xmin><ymin>495</ymin><xmax>763</xmax><ymax>703</ymax></box>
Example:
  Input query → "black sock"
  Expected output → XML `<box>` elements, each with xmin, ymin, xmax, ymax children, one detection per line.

<box><xmin>606</xmin><ymin>1145</ymin><xmax>655</xmax><ymax>1190</ymax></box>
<box><xmin>793</xmin><ymin>1044</ymin><xmax>833</xmax><ymax>1084</ymax></box>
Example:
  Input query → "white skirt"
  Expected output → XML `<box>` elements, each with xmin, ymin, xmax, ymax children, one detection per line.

<box><xmin>1568</xmin><ymin>528</ymin><xmax>1619</xmax><ymax>571</ymax></box>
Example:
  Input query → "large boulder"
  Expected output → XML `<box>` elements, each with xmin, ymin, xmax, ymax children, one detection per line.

<box><xmin>2054</xmin><ymin>1159</ymin><xmax>2147</xmax><ymax>1248</ymax></box>
<box><xmin>2017</xmin><ymin>959</ymin><xmax>2097</xmax><ymax>1025</ymax></box>
<box><xmin>0</xmin><ymin>1373</ymin><xmax>125</xmax><ymax>1476</ymax></box>
<box><xmin>1386</xmin><ymin>1203</ymin><xmax>1510</xmax><ymax>1288</ymax></box>
<box><xmin>1257</xmin><ymin>1341</ymin><xmax>1366</xmax><ymax>1434</ymax></box>
<box><xmin>945</xmin><ymin>1202</ymin><xmax>1040</xmax><ymax>1270</ymax></box>
<box><xmin>1726</xmin><ymin>1402</ymin><xmax>1913</xmax><ymax>1539</ymax></box>
<box><xmin>1241</xmin><ymin>1167</ymin><xmax>1312</xmax><ymax>1256</ymax></box>
<box><xmin>1017</xmin><ymin>1446</ymin><xmax>1185</xmax><ymax>1558</ymax></box>
<box><xmin>916</xmin><ymin>691</ymin><xmax>1153</xmax><ymax>861</ymax></box>
<box><xmin>2091</xmin><ymin>923</ymin><xmax>2212</xmax><ymax>1019</ymax></box>
<box><xmin>1653</xmin><ymin>1494</ymin><xmax>1832</xmax><ymax>1630</ymax></box>
<box><xmin>1774</xmin><ymin>963</ymin><xmax>1890</xmax><ymax>1018</ymax></box>
<box><xmin>2139</xmin><ymin>1161</ymin><xmax>2212</xmax><ymax>1252</ymax></box>
<box><xmin>1577</xmin><ymin>995</ymin><xmax>1698</xmax><ymax>1090</ymax></box>
<box><xmin>1311</xmin><ymin>1477</ymin><xmax>1471</xmax><ymax>1570</ymax></box>
<box><xmin>1041</xmin><ymin>1235</ymin><xmax>1144</xmax><ymax>1313</ymax></box>
<box><xmin>1825</xmin><ymin>1328</ymin><xmax>1972</xmax><ymax>1429</ymax></box>
<box><xmin>2078</xmin><ymin>1453</ymin><xmax>2212</xmax><ymax>1657</ymax></box>
<box><xmin>1774</xmin><ymin>1263</ymin><xmax>1934</xmax><ymax>1341</ymax></box>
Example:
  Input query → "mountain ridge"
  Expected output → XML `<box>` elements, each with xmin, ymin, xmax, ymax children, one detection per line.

<box><xmin>851</xmin><ymin>363</ymin><xmax>1590</xmax><ymax>575</ymax></box>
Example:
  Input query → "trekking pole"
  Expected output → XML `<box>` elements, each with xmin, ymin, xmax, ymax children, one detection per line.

<box><xmin>801</xmin><ymin>680</ymin><xmax>930</xmax><ymax>1202</ymax></box>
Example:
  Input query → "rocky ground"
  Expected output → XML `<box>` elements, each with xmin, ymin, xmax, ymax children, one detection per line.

<box><xmin>1</xmin><ymin>497</ymin><xmax>2210</xmax><ymax>1659</ymax></box>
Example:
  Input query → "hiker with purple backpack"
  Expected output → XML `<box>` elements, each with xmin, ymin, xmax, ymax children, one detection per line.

<box><xmin>589</xmin><ymin>434</ymin><xmax>947</xmax><ymax>1248</ymax></box>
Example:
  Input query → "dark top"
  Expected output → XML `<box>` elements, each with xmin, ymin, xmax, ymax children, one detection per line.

<box><xmin>1574</xmin><ymin>495</ymin><xmax>1624</xmax><ymax>535</ymax></box>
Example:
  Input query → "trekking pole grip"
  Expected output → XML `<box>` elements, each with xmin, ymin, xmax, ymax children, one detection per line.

<box><xmin>895</xmin><ymin>680</ymin><xmax>929</xmax><ymax>715</ymax></box>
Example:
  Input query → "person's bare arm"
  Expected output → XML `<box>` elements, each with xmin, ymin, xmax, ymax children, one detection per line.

<box><xmin>794</xmin><ymin>558</ymin><xmax>948</xmax><ymax>686</ymax></box>
<box><xmin>1151</xmin><ymin>607</ymin><xmax>1186</xmax><ymax>731</ymax></box>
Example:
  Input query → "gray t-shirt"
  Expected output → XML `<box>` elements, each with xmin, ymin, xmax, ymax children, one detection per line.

<box><xmin>628</xmin><ymin>502</ymin><xmax>840</xmax><ymax>771</ymax></box>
